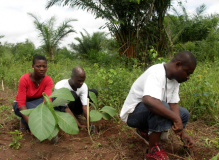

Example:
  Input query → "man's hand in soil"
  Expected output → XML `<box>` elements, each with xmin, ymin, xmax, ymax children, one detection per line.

<box><xmin>182</xmin><ymin>133</ymin><xmax>195</xmax><ymax>148</ymax></box>
<box><xmin>79</xmin><ymin>125</ymin><xmax>87</xmax><ymax>131</ymax></box>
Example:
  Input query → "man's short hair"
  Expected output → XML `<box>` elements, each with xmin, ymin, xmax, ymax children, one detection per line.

<box><xmin>33</xmin><ymin>55</ymin><xmax>47</xmax><ymax>65</ymax></box>
<box><xmin>171</xmin><ymin>51</ymin><xmax>196</xmax><ymax>67</ymax></box>
<box><xmin>71</xmin><ymin>66</ymin><xmax>85</xmax><ymax>78</ymax></box>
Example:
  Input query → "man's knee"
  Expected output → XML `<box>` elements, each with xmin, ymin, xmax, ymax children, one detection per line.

<box><xmin>180</xmin><ymin>107</ymin><xmax>190</xmax><ymax>124</ymax></box>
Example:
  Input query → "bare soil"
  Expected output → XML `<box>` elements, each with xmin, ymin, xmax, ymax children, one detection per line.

<box><xmin>0</xmin><ymin>89</ymin><xmax>219</xmax><ymax>160</ymax></box>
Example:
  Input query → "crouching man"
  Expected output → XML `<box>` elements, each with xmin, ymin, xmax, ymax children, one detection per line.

<box><xmin>55</xmin><ymin>66</ymin><xmax>98</xmax><ymax>131</ymax></box>
<box><xmin>120</xmin><ymin>51</ymin><xmax>196</xmax><ymax>159</ymax></box>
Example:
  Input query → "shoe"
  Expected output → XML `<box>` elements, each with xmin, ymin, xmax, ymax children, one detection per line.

<box><xmin>135</xmin><ymin>129</ymin><xmax>149</xmax><ymax>145</ymax></box>
<box><xmin>144</xmin><ymin>143</ymin><xmax>169</xmax><ymax>160</ymax></box>
<box><xmin>51</xmin><ymin>135</ymin><xmax>59</xmax><ymax>144</ymax></box>
<box><xmin>160</xmin><ymin>130</ymin><xmax>169</xmax><ymax>141</ymax></box>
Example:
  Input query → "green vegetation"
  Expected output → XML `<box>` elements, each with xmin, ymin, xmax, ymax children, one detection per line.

<box><xmin>20</xmin><ymin>88</ymin><xmax>78</xmax><ymax>141</ymax></box>
<box><xmin>164</xmin><ymin>2</ymin><xmax>219</xmax><ymax>61</ymax></box>
<box><xmin>8</xmin><ymin>130</ymin><xmax>23</xmax><ymax>149</ymax></box>
<box><xmin>89</xmin><ymin>91</ymin><xmax>116</xmax><ymax>122</ymax></box>
<box><xmin>0</xmin><ymin>0</ymin><xmax>219</xmax><ymax>126</ymax></box>
<box><xmin>1</xmin><ymin>54</ymin><xmax>219</xmax><ymax>124</ymax></box>
<box><xmin>210</xmin><ymin>153</ymin><xmax>219</xmax><ymax>160</ymax></box>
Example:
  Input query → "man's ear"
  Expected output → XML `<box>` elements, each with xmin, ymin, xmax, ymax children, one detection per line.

<box><xmin>175</xmin><ymin>61</ymin><xmax>182</xmax><ymax>70</ymax></box>
<box><xmin>32</xmin><ymin>64</ymin><xmax>34</xmax><ymax>69</ymax></box>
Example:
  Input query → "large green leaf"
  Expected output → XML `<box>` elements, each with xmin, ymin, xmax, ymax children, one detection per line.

<box><xmin>55</xmin><ymin>111</ymin><xmax>79</xmax><ymax>135</ymax></box>
<box><xmin>89</xmin><ymin>91</ymin><xmax>97</xmax><ymax>106</ymax></box>
<box><xmin>100</xmin><ymin>106</ymin><xmax>117</xmax><ymax>117</ymax></box>
<box><xmin>49</xmin><ymin>88</ymin><xmax>75</xmax><ymax>101</ymax></box>
<box><xmin>89</xmin><ymin>102</ymin><xmax>97</xmax><ymax>110</ymax></box>
<box><xmin>28</xmin><ymin>103</ymin><xmax>55</xmax><ymax>141</ymax></box>
<box><xmin>20</xmin><ymin>109</ymin><xmax>35</xmax><ymax>116</ymax></box>
<box><xmin>48</xmin><ymin>125</ymin><xmax>59</xmax><ymax>140</ymax></box>
<box><xmin>52</xmin><ymin>97</ymin><xmax>70</xmax><ymax>107</ymax></box>
<box><xmin>101</xmin><ymin>112</ymin><xmax>111</xmax><ymax>121</ymax></box>
<box><xmin>90</xmin><ymin>110</ymin><xmax>102</xmax><ymax>122</ymax></box>
<box><xmin>43</xmin><ymin>93</ymin><xmax>59</xmax><ymax>124</ymax></box>
<box><xmin>210</xmin><ymin>153</ymin><xmax>219</xmax><ymax>160</ymax></box>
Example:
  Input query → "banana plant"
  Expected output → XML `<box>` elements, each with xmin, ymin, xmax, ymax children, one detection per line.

<box><xmin>20</xmin><ymin>88</ymin><xmax>79</xmax><ymax>141</ymax></box>
<box><xmin>89</xmin><ymin>91</ymin><xmax>116</xmax><ymax>122</ymax></box>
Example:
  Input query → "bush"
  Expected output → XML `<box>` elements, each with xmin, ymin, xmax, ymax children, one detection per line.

<box><xmin>175</xmin><ymin>30</ymin><xmax>219</xmax><ymax>61</ymax></box>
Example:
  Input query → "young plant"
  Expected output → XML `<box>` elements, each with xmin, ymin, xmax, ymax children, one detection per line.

<box><xmin>8</xmin><ymin>130</ymin><xmax>23</xmax><ymax>149</ymax></box>
<box><xmin>20</xmin><ymin>88</ymin><xmax>79</xmax><ymax>141</ymax></box>
<box><xmin>89</xmin><ymin>91</ymin><xmax>116</xmax><ymax>122</ymax></box>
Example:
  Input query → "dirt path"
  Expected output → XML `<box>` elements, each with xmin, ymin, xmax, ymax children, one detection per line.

<box><xmin>0</xmin><ymin>89</ymin><xmax>218</xmax><ymax>160</ymax></box>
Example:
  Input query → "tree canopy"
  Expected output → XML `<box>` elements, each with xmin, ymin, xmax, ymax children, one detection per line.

<box><xmin>46</xmin><ymin>0</ymin><xmax>172</xmax><ymax>63</ymax></box>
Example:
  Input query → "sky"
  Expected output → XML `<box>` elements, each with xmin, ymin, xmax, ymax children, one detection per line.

<box><xmin>0</xmin><ymin>0</ymin><xmax>219</xmax><ymax>49</ymax></box>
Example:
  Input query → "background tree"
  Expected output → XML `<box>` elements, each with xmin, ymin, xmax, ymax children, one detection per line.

<box><xmin>69</xmin><ymin>29</ymin><xmax>108</xmax><ymax>56</ymax></box>
<box><xmin>46</xmin><ymin>0</ymin><xmax>172</xmax><ymax>64</ymax></box>
<box><xmin>164</xmin><ymin>3</ymin><xmax>219</xmax><ymax>43</ymax></box>
<box><xmin>28</xmin><ymin>13</ymin><xmax>77</xmax><ymax>59</ymax></box>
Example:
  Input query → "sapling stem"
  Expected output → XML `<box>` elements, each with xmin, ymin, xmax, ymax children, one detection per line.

<box><xmin>87</xmin><ymin>98</ymin><xmax>90</xmax><ymax>134</ymax></box>
<box><xmin>1</xmin><ymin>77</ymin><xmax>4</xmax><ymax>91</ymax></box>
<box><xmin>87</xmin><ymin>98</ymin><xmax>94</xmax><ymax>142</ymax></box>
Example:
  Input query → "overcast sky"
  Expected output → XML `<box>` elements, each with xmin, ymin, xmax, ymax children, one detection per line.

<box><xmin>0</xmin><ymin>0</ymin><xmax>219</xmax><ymax>49</ymax></box>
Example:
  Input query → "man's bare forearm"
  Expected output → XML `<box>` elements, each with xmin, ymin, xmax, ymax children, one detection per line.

<box><xmin>142</xmin><ymin>96</ymin><xmax>181</xmax><ymax>122</ymax></box>
<box><xmin>82</xmin><ymin>105</ymin><xmax>88</xmax><ymax>120</ymax></box>
<box><xmin>169</xmin><ymin>103</ymin><xmax>180</xmax><ymax>117</ymax></box>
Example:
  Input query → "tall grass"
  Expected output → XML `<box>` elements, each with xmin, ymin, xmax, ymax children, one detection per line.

<box><xmin>1</xmin><ymin>57</ymin><xmax>219</xmax><ymax>123</ymax></box>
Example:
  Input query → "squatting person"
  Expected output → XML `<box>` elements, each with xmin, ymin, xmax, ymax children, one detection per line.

<box><xmin>13</xmin><ymin>55</ymin><xmax>53</xmax><ymax>134</ymax></box>
<box><xmin>13</xmin><ymin>55</ymin><xmax>76</xmax><ymax>143</ymax></box>
<box><xmin>120</xmin><ymin>51</ymin><xmax>196</xmax><ymax>159</ymax></box>
<box><xmin>55</xmin><ymin>66</ymin><xmax>98</xmax><ymax>131</ymax></box>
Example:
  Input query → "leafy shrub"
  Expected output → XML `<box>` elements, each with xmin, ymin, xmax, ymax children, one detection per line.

<box><xmin>176</xmin><ymin>29</ymin><xmax>219</xmax><ymax>61</ymax></box>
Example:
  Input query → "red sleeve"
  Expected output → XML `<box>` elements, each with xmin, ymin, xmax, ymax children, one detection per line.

<box><xmin>17</xmin><ymin>74</ymin><xmax>28</xmax><ymax>108</ymax></box>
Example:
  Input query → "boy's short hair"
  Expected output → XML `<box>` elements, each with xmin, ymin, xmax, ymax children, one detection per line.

<box><xmin>33</xmin><ymin>55</ymin><xmax>47</xmax><ymax>65</ymax></box>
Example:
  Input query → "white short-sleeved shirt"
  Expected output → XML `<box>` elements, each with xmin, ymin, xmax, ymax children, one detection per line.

<box><xmin>120</xmin><ymin>63</ymin><xmax>180</xmax><ymax>122</ymax></box>
<box><xmin>54</xmin><ymin>79</ymin><xmax>88</xmax><ymax>106</ymax></box>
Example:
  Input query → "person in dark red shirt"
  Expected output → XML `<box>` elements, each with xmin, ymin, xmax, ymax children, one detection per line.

<box><xmin>13</xmin><ymin>55</ymin><xmax>52</xmax><ymax>133</ymax></box>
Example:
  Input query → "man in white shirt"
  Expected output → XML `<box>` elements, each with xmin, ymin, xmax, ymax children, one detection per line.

<box><xmin>55</xmin><ymin>66</ymin><xmax>98</xmax><ymax>131</ymax></box>
<box><xmin>120</xmin><ymin>51</ymin><xmax>196</xmax><ymax>160</ymax></box>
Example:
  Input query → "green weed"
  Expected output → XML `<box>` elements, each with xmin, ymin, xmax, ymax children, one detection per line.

<box><xmin>0</xmin><ymin>105</ymin><xmax>10</xmax><ymax>111</ymax></box>
<box><xmin>8</xmin><ymin>130</ymin><xmax>23</xmax><ymax>149</ymax></box>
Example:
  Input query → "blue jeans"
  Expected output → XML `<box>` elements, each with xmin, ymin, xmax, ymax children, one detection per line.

<box><xmin>13</xmin><ymin>97</ymin><xmax>66</xmax><ymax>129</ymax></box>
<box><xmin>127</xmin><ymin>101</ymin><xmax>189</xmax><ymax>132</ymax></box>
